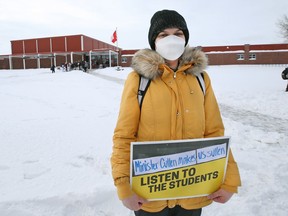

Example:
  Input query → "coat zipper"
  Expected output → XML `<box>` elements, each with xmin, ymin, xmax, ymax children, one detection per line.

<box><xmin>173</xmin><ymin>70</ymin><xmax>186</xmax><ymax>139</ymax></box>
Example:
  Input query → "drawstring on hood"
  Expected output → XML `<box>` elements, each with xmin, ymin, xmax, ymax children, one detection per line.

<box><xmin>131</xmin><ymin>46</ymin><xmax>208</xmax><ymax>80</ymax></box>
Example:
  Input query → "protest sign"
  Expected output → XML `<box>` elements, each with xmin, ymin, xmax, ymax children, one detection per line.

<box><xmin>130</xmin><ymin>137</ymin><xmax>230</xmax><ymax>200</ymax></box>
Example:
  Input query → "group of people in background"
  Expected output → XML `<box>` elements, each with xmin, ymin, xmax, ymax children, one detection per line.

<box><xmin>50</xmin><ymin>61</ymin><xmax>89</xmax><ymax>73</ymax></box>
<box><xmin>69</xmin><ymin>61</ymin><xmax>89</xmax><ymax>72</ymax></box>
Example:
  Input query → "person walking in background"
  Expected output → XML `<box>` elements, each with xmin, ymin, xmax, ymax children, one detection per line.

<box><xmin>110</xmin><ymin>9</ymin><xmax>241</xmax><ymax>216</ymax></box>
<box><xmin>84</xmin><ymin>61</ymin><xmax>88</xmax><ymax>72</ymax></box>
<box><xmin>50</xmin><ymin>64</ymin><xmax>55</xmax><ymax>73</ymax></box>
<box><xmin>64</xmin><ymin>62</ymin><xmax>68</xmax><ymax>72</ymax></box>
<box><xmin>281</xmin><ymin>67</ymin><xmax>288</xmax><ymax>92</ymax></box>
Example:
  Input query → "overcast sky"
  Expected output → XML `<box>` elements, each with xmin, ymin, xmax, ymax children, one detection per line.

<box><xmin>1</xmin><ymin>0</ymin><xmax>288</xmax><ymax>55</ymax></box>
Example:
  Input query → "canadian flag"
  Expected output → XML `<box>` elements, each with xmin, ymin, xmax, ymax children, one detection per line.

<box><xmin>111</xmin><ymin>30</ymin><xmax>117</xmax><ymax>43</ymax></box>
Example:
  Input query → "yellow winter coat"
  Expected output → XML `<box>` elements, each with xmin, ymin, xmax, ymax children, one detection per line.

<box><xmin>111</xmin><ymin>47</ymin><xmax>241</xmax><ymax>212</ymax></box>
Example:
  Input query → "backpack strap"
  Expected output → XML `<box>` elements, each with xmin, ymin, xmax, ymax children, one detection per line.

<box><xmin>196</xmin><ymin>73</ymin><xmax>206</xmax><ymax>96</ymax></box>
<box><xmin>138</xmin><ymin>75</ymin><xmax>151</xmax><ymax>110</ymax></box>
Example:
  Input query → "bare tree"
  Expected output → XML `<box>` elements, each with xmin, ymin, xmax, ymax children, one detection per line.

<box><xmin>278</xmin><ymin>15</ymin><xmax>288</xmax><ymax>42</ymax></box>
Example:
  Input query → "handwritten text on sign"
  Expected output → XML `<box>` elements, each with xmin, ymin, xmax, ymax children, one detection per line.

<box><xmin>133</xmin><ymin>143</ymin><xmax>226</xmax><ymax>176</ymax></box>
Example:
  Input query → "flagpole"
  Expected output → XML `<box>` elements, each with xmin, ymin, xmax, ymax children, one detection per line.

<box><xmin>116</xmin><ymin>27</ymin><xmax>119</xmax><ymax>66</ymax></box>
<box><xmin>116</xmin><ymin>27</ymin><xmax>118</xmax><ymax>49</ymax></box>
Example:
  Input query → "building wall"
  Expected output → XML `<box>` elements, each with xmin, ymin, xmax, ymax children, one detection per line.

<box><xmin>72</xmin><ymin>54</ymin><xmax>83</xmax><ymax>63</ymax></box>
<box><xmin>82</xmin><ymin>35</ymin><xmax>118</xmax><ymax>52</ymax></box>
<box><xmin>25</xmin><ymin>58</ymin><xmax>37</xmax><ymax>69</ymax></box>
<box><xmin>252</xmin><ymin>52</ymin><xmax>288</xmax><ymax>64</ymax></box>
<box><xmin>11</xmin><ymin>40</ymin><xmax>24</xmax><ymax>54</ymax></box>
<box><xmin>0</xmin><ymin>58</ymin><xmax>10</xmax><ymax>69</ymax></box>
<box><xmin>206</xmin><ymin>53</ymin><xmax>241</xmax><ymax>65</ymax></box>
<box><xmin>38</xmin><ymin>38</ymin><xmax>51</xmax><ymax>53</ymax></box>
<box><xmin>120</xmin><ymin>58</ymin><xmax>132</xmax><ymax>67</ymax></box>
<box><xmin>2</xmin><ymin>36</ymin><xmax>288</xmax><ymax>70</ymax></box>
<box><xmin>201</xmin><ymin>45</ymin><xmax>244</xmax><ymax>52</ymax></box>
<box><xmin>56</xmin><ymin>56</ymin><xmax>67</xmax><ymax>67</ymax></box>
<box><xmin>250</xmin><ymin>43</ymin><xmax>288</xmax><ymax>50</ymax></box>
<box><xmin>52</xmin><ymin>37</ymin><xmax>66</xmax><ymax>52</ymax></box>
<box><xmin>40</xmin><ymin>58</ymin><xmax>52</xmax><ymax>68</ymax></box>
<box><xmin>67</xmin><ymin>36</ymin><xmax>82</xmax><ymax>52</ymax></box>
<box><xmin>120</xmin><ymin>49</ymin><xmax>138</xmax><ymax>67</ymax></box>
<box><xmin>25</xmin><ymin>39</ymin><xmax>37</xmax><ymax>53</ymax></box>
<box><xmin>126</xmin><ymin>44</ymin><xmax>288</xmax><ymax>66</ymax></box>
<box><xmin>6</xmin><ymin>35</ymin><xmax>120</xmax><ymax>70</ymax></box>
<box><xmin>12</xmin><ymin>58</ymin><xmax>23</xmax><ymax>69</ymax></box>
<box><xmin>11</xmin><ymin>35</ymin><xmax>83</xmax><ymax>54</ymax></box>
<box><xmin>206</xmin><ymin>51</ymin><xmax>288</xmax><ymax>65</ymax></box>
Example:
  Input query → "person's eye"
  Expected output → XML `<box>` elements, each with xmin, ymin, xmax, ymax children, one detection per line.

<box><xmin>175</xmin><ymin>32</ymin><xmax>184</xmax><ymax>37</ymax></box>
<box><xmin>158</xmin><ymin>33</ymin><xmax>168</xmax><ymax>38</ymax></box>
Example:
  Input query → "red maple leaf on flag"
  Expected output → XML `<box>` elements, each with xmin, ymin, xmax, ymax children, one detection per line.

<box><xmin>111</xmin><ymin>30</ymin><xmax>117</xmax><ymax>43</ymax></box>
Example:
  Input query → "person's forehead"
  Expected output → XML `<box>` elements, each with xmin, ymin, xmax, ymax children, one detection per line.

<box><xmin>160</xmin><ymin>28</ymin><xmax>182</xmax><ymax>33</ymax></box>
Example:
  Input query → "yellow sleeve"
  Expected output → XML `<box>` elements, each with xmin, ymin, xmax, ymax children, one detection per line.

<box><xmin>110</xmin><ymin>72</ymin><xmax>140</xmax><ymax>200</ymax></box>
<box><xmin>203</xmin><ymin>72</ymin><xmax>225</xmax><ymax>137</ymax></box>
<box><xmin>221</xmin><ymin>150</ymin><xmax>242</xmax><ymax>193</ymax></box>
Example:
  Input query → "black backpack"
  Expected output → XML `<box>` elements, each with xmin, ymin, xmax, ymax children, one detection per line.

<box><xmin>281</xmin><ymin>68</ymin><xmax>288</xmax><ymax>80</ymax></box>
<box><xmin>137</xmin><ymin>73</ymin><xmax>206</xmax><ymax>110</ymax></box>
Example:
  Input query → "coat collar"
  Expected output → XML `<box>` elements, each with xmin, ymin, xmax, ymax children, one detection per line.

<box><xmin>131</xmin><ymin>46</ymin><xmax>208</xmax><ymax>80</ymax></box>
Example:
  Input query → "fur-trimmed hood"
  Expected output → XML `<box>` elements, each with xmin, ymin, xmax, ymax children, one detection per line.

<box><xmin>131</xmin><ymin>46</ymin><xmax>208</xmax><ymax>80</ymax></box>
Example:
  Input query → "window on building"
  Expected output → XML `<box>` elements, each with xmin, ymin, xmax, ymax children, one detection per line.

<box><xmin>237</xmin><ymin>54</ymin><xmax>244</xmax><ymax>60</ymax></box>
<box><xmin>249</xmin><ymin>54</ymin><xmax>256</xmax><ymax>60</ymax></box>
<box><xmin>121</xmin><ymin>57</ymin><xmax>127</xmax><ymax>63</ymax></box>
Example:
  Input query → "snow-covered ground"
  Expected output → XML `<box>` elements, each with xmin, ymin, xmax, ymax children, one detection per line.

<box><xmin>0</xmin><ymin>65</ymin><xmax>287</xmax><ymax>216</ymax></box>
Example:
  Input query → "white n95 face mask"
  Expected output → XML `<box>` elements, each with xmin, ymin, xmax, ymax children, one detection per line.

<box><xmin>155</xmin><ymin>35</ymin><xmax>185</xmax><ymax>61</ymax></box>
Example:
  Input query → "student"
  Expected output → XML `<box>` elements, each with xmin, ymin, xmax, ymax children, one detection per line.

<box><xmin>111</xmin><ymin>9</ymin><xmax>241</xmax><ymax>216</ymax></box>
<box><xmin>50</xmin><ymin>64</ymin><xmax>55</xmax><ymax>73</ymax></box>
<box><xmin>281</xmin><ymin>67</ymin><xmax>288</xmax><ymax>92</ymax></box>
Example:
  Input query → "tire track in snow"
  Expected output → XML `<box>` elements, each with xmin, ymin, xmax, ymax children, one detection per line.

<box><xmin>89</xmin><ymin>72</ymin><xmax>125</xmax><ymax>85</ymax></box>
<box><xmin>219</xmin><ymin>104</ymin><xmax>287</xmax><ymax>135</ymax></box>
<box><xmin>91</xmin><ymin>72</ymin><xmax>287</xmax><ymax>135</ymax></box>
